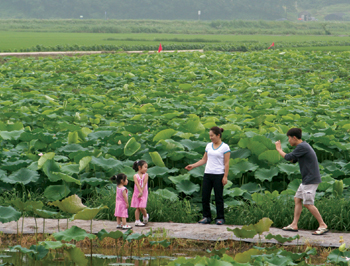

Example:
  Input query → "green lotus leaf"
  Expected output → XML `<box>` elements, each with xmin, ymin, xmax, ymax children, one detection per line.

<box><xmin>90</xmin><ymin>156</ymin><xmax>122</xmax><ymax>170</ymax></box>
<box><xmin>97</xmin><ymin>229</ymin><xmax>123</xmax><ymax>241</ymax></box>
<box><xmin>52</xmin><ymin>172</ymin><xmax>81</xmax><ymax>185</ymax></box>
<box><xmin>58</xmin><ymin>144</ymin><xmax>88</xmax><ymax>153</ymax></box>
<box><xmin>187</xmin><ymin>165</ymin><xmax>205</xmax><ymax>178</ymax></box>
<box><xmin>250</xmin><ymin>217</ymin><xmax>273</xmax><ymax>235</ymax></box>
<box><xmin>44</xmin><ymin>185</ymin><xmax>71</xmax><ymax>201</ymax></box>
<box><xmin>42</xmin><ymin>159</ymin><xmax>61</xmax><ymax>182</ymax></box>
<box><xmin>126</xmin><ymin>232</ymin><xmax>148</xmax><ymax>242</ymax></box>
<box><xmin>39</xmin><ymin>241</ymin><xmax>76</xmax><ymax>250</ymax></box>
<box><xmin>152</xmin><ymin>189</ymin><xmax>178</xmax><ymax>201</ymax></box>
<box><xmin>153</xmin><ymin>129</ymin><xmax>177</xmax><ymax>142</ymax></box>
<box><xmin>28</xmin><ymin>245</ymin><xmax>49</xmax><ymax>261</ymax></box>
<box><xmin>168</xmin><ymin>174</ymin><xmax>190</xmax><ymax>184</ymax></box>
<box><xmin>176</xmin><ymin>180</ymin><xmax>200</xmax><ymax>195</ymax></box>
<box><xmin>183</xmin><ymin>116</ymin><xmax>205</xmax><ymax>134</ymax></box>
<box><xmin>80</xmin><ymin>177</ymin><xmax>109</xmax><ymax>187</ymax></box>
<box><xmin>48</xmin><ymin>194</ymin><xmax>86</xmax><ymax>214</ymax></box>
<box><xmin>227</xmin><ymin>227</ymin><xmax>257</xmax><ymax>239</ymax></box>
<box><xmin>1</xmin><ymin>159</ymin><xmax>32</xmax><ymax>171</ymax></box>
<box><xmin>287</xmin><ymin>179</ymin><xmax>302</xmax><ymax>192</ymax></box>
<box><xmin>124</xmin><ymin>137</ymin><xmax>141</xmax><ymax>156</ymax></box>
<box><xmin>61</xmin><ymin>164</ymin><xmax>80</xmax><ymax>175</ymax></box>
<box><xmin>258</xmin><ymin>150</ymin><xmax>282</xmax><ymax>164</ymax></box>
<box><xmin>277</xmin><ymin>163</ymin><xmax>299</xmax><ymax>175</ymax></box>
<box><xmin>10</xmin><ymin>245</ymin><xmax>37</xmax><ymax>254</ymax></box>
<box><xmin>247</xmin><ymin>141</ymin><xmax>268</xmax><ymax>156</ymax></box>
<box><xmin>11</xmin><ymin>199</ymin><xmax>43</xmax><ymax>212</ymax></box>
<box><xmin>231</xmin><ymin>149</ymin><xmax>251</xmax><ymax>160</ymax></box>
<box><xmin>38</xmin><ymin>132</ymin><xmax>55</xmax><ymax>144</ymax></box>
<box><xmin>157</xmin><ymin>139</ymin><xmax>184</xmax><ymax>151</ymax></box>
<box><xmin>206</xmin><ymin>248</ymin><xmax>229</xmax><ymax>258</ymax></box>
<box><xmin>71</xmin><ymin>205</ymin><xmax>108</xmax><ymax>221</ymax></box>
<box><xmin>68</xmin><ymin>131</ymin><xmax>80</xmax><ymax>144</ymax></box>
<box><xmin>79</xmin><ymin>156</ymin><xmax>92</xmax><ymax>172</ymax></box>
<box><xmin>149</xmin><ymin>151</ymin><xmax>165</xmax><ymax>167</ymax></box>
<box><xmin>241</xmin><ymin>182</ymin><xmax>263</xmax><ymax>193</ymax></box>
<box><xmin>0</xmin><ymin>122</ymin><xmax>24</xmax><ymax>131</ymax></box>
<box><xmin>0</xmin><ymin>206</ymin><xmax>21</xmax><ymax>223</ymax></box>
<box><xmin>3</xmin><ymin>168</ymin><xmax>39</xmax><ymax>185</ymax></box>
<box><xmin>53</xmin><ymin>226</ymin><xmax>96</xmax><ymax>242</ymax></box>
<box><xmin>234</xmin><ymin>248</ymin><xmax>262</xmax><ymax>263</ymax></box>
<box><xmin>0</xmin><ymin>130</ymin><xmax>24</xmax><ymax>140</ymax></box>
<box><xmin>265</xmin><ymin>233</ymin><xmax>300</xmax><ymax>244</ymax></box>
<box><xmin>65</xmin><ymin>247</ymin><xmax>88</xmax><ymax>266</ymax></box>
<box><xmin>254</xmin><ymin>167</ymin><xmax>279</xmax><ymax>182</ymax></box>
<box><xmin>87</xmin><ymin>130</ymin><xmax>113</xmax><ymax>140</ymax></box>
<box><xmin>179</xmin><ymin>139</ymin><xmax>206</xmax><ymax>151</ymax></box>
<box><xmin>224</xmin><ymin>187</ymin><xmax>245</xmax><ymax>197</ymax></box>
<box><xmin>38</xmin><ymin>152</ymin><xmax>55</xmax><ymax>169</ymax></box>
<box><xmin>34</xmin><ymin>209</ymin><xmax>63</xmax><ymax>219</ymax></box>
<box><xmin>230</xmin><ymin>161</ymin><xmax>259</xmax><ymax>176</ymax></box>
<box><xmin>147</xmin><ymin>166</ymin><xmax>170</xmax><ymax>177</ymax></box>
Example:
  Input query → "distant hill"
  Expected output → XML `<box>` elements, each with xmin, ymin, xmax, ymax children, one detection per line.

<box><xmin>0</xmin><ymin>0</ymin><xmax>349</xmax><ymax>21</ymax></box>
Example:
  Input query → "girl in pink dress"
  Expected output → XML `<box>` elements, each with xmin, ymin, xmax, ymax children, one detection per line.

<box><xmin>131</xmin><ymin>160</ymin><xmax>149</xmax><ymax>227</ymax></box>
<box><xmin>111</xmin><ymin>173</ymin><xmax>132</xmax><ymax>230</ymax></box>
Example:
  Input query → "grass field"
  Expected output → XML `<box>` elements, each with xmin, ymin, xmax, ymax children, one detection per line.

<box><xmin>1</xmin><ymin>31</ymin><xmax>350</xmax><ymax>52</ymax></box>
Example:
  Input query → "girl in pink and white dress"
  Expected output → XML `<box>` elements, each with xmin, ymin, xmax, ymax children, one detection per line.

<box><xmin>111</xmin><ymin>173</ymin><xmax>132</xmax><ymax>230</ymax></box>
<box><xmin>131</xmin><ymin>160</ymin><xmax>149</xmax><ymax>227</ymax></box>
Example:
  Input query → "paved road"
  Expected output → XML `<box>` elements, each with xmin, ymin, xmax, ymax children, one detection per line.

<box><xmin>0</xmin><ymin>218</ymin><xmax>344</xmax><ymax>248</ymax></box>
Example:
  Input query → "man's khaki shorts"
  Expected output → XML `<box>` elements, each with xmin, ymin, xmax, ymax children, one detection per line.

<box><xmin>294</xmin><ymin>183</ymin><xmax>319</xmax><ymax>205</ymax></box>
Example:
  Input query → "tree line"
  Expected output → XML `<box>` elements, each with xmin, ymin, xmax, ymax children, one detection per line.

<box><xmin>0</xmin><ymin>0</ymin><xmax>348</xmax><ymax>20</ymax></box>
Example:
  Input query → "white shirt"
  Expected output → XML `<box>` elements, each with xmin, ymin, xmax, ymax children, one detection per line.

<box><xmin>204</xmin><ymin>142</ymin><xmax>231</xmax><ymax>174</ymax></box>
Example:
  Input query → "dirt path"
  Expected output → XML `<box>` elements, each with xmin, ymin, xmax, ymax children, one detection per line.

<box><xmin>0</xmin><ymin>218</ymin><xmax>344</xmax><ymax>248</ymax></box>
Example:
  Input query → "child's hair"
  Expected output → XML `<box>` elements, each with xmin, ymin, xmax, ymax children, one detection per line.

<box><xmin>110</xmin><ymin>173</ymin><xmax>127</xmax><ymax>185</ymax></box>
<box><xmin>132</xmin><ymin>160</ymin><xmax>147</xmax><ymax>172</ymax></box>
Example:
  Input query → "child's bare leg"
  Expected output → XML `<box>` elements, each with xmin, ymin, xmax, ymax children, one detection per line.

<box><xmin>140</xmin><ymin>208</ymin><xmax>147</xmax><ymax>217</ymax></box>
<box><xmin>135</xmin><ymin>208</ymin><xmax>140</xmax><ymax>220</ymax></box>
<box><xmin>117</xmin><ymin>217</ymin><xmax>121</xmax><ymax>224</ymax></box>
<box><xmin>122</xmin><ymin>217</ymin><xmax>127</xmax><ymax>226</ymax></box>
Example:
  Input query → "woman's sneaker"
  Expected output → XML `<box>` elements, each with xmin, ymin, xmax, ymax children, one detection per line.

<box><xmin>143</xmin><ymin>214</ymin><xmax>149</xmax><ymax>224</ymax></box>
<box><xmin>135</xmin><ymin>221</ymin><xmax>145</xmax><ymax>227</ymax></box>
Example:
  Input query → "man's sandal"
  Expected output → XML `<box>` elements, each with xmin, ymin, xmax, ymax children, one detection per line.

<box><xmin>282</xmin><ymin>225</ymin><xmax>298</xmax><ymax>232</ymax></box>
<box><xmin>312</xmin><ymin>228</ymin><xmax>328</xmax><ymax>235</ymax></box>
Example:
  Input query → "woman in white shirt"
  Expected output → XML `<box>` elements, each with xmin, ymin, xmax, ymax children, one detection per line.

<box><xmin>185</xmin><ymin>127</ymin><xmax>230</xmax><ymax>225</ymax></box>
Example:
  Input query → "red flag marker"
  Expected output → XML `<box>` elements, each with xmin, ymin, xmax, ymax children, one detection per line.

<box><xmin>158</xmin><ymin>43</ymin><xmax>163</xmax><ymax>53</ymax></box>
<box><xmin>268</xmin><ymin>42</ymin><xmax>275</xmax><ymax>49</ymax></box>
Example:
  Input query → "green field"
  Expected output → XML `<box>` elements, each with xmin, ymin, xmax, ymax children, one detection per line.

<box><xmin>1</xmin><ymin>31</ymin><xmax>350</xmax><ymax>52</ymax></box>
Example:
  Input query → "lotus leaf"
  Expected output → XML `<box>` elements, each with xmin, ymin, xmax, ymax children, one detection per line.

<box><xmin>38</xmin><ymin>152</ymin><xmax>55</xmax><ymax>169</ymax></box>
<box><xmin>149</xmin><ymin>151</ymin><xmax>165</xmax><ymax>167</ymax></box>
<box><xmin>52</xmin><ymin>172</ymin><xmax>81</xmax><ymax>185</ymax></box>
<box><xmin>44</xmin><ymin>185</ymin><xmax>71</xmax><ymax>201</ymax></box>
<box><xmin>71</xmin><ymin>205</ymin><xmax>108</xmax><ymax>221</ymax></box>
<box><xmin>28</xmin><ymin>245</ymin><xmax>49</xmax><ymax>260</ymax></box>
<box><xmin>227</xmin><ymin>227</ymin><xmax>257</xmax><ymax>239</ymax></box>
<box><xmin>124</xmin><ymin>137</ymin><xmax>141</xmax><ymax>156</ymax></box>
<box><xmin>65</xmin><ymin>246</ymin><xmax>88</xmax><ymax>266</ymax></box>
<box><xmin>0</xmin><ymin>206</ymin><xmax>21</xmax><ymax>223</ymax></box>
<box><xmin>149</xmin><ymin>239</ymin><xmax>171</xmax><ymax>248</ymax></box>
<box><xmin>10</xmin><ymin>199</ymin><xmax>43</xmax><ymax>212</ymax></box>
<box><xmin>48</xmin><ymin>194</ymin><xmax>86</xmax><ymax>214</ymax></box>
<box><xmin>230</xmin><ymin>161</ymin><xmax>259</xmax><ymax>176</ymax></box>
<box><xmin>265</xmin><ymin>233</ymin><xmax>300</xmax><ymax>244</ymax></box>
<box><xmin>0</xmin><ymin>130</ymin><xmax>24</xmax><ymax>140</ymax></box>
<box><xmin>42</xmin><ymin>159</ymin><xmax>61</xmax><ymax>182</ymax></box>
<box><xmin>234</xmin><ymin>248</ymin><xmax>262</xmax><ymax>263</ymax></box>
<box><xmin>3</xmin><ymin>168</ymin><xmax>39</xmax><ymax>185</ymax></box>
<box><xmin>10</xmin><ymin>245</ymin><xmax>37</xmax><ymax>254</ymax></box>
<box><xmin>254</xmin><ymin>167</ymin><xmax>279</xmax><ymax>182</ymax></box>
<box><xmin>39</xmin><ymin>241</ymin><xmax>76</xmax><ymax>250</ymax></box>
<box><xmin>152</xmin><ymin>189</ymin><xmax>178</xmax><ymax>201</ymax></box>
<box><xmin>90</xmin><ymin>156</ymin><xmax>122</xmax><ymax>170</ymax></box>
<box><xmin>153</xmin><ymin>129</ymin><xmax>177</xmax><ymax>142</ymax></box>
<box><xmin>168</xmin><ymin>174</ymin><xmax>190</xmax><ymax>184</ymax></box>
<box><xmin>176</xmin><ymin>180</ymin><xmax>200</xmax><ymax>195</ymax></box>
<box><xmin>97</xmin><ymin>229</ymin><xmax>123</xmax><ymax>240</ymax></box>
<box><xmin>79</xmin><ymin>156</ymin><xmax>92</xmax><ymax>172</ymax></box>
<box><xmin>53</xmin><ymin>226</ymin><xmax>96</xmax><ymax>241</ymax></box>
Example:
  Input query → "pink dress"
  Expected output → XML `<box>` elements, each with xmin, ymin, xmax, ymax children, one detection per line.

<box><xmin>131</xmin><ymin>174</ymin><xmax>148</xmax><ymax>208</ymax></box>
<box><xmin>114</xmin><ymin>187</ymin><xmax>128</xmax><ymax>218</ymax></box>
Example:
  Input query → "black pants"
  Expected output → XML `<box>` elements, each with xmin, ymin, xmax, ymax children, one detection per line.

<box><xmin>202</xmin><ymin>173</ymin><xmax>224</xmax><ymax>220</ymax></box>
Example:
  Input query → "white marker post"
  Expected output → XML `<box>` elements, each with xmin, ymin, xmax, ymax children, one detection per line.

<box><xmin>198</xmin><ymin>10</ymin><xmax>201</xmax><ymax>20</ymax></box>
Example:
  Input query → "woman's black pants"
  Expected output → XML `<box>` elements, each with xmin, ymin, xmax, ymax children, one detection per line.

<box><xmin>202</xmin><ymin>173</ymin><xmax>224</xmax><ymax>220</ymax></box>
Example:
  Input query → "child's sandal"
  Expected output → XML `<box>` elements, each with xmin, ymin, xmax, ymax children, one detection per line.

<box><xmin>122</xmin><ymin>225</ymin><xmax>132</xmax><ymax>230</ymax></box>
